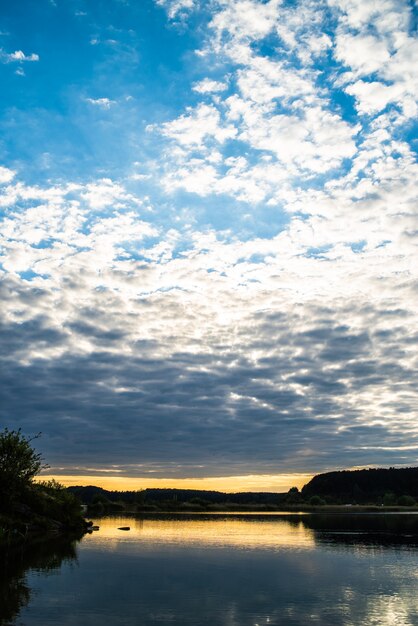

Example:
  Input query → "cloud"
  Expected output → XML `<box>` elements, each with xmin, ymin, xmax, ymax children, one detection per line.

<box><xmin>334</xmin><ymin>33</ymin><xmax>391</xmax><ymax>76</ymax></box>
<box><xmin>156</xmin><ymin>0</ymin><xmax>196</xmax><ymax>19</ymax></box>
<box><xmin>330</xmin><ymin>0</ymin><xmax>417</xmax><ymax>119</ymax></box>
<box><xmin>85</xmin><ymin>97</ymin><xmax>116</xmax><ymax>109</ymax></box>
<box><xmin>345</xmin><ymin>81</ymin><xmax>402</xmax><ymax>115</ymax></box>
<box><xmin>156</xmin><ymin>103</ymin><xmax>237</xmax><ymax>147</ymax></box>
<box><xmin>235</xmin><ymin>56</ymin><xmax>315</xmax><ymax>104</ymax></box>
<box><xmin>1</xmin><ymin>147</ymin><xmax>417</xmax><ymax>475</ymax></box>
<box><xmin>328</xmin><ymin>0</ymin><xmax>411</xmax><ymax>33</ymax></box>
<box><xmin>1</xmin><ymin>0</ymin><xmax>417</xmax><ymax>479</ymax></box>
<box><xmin>80</xmin><ymin>178</ymin><xmax>133</xmax><ymax>209</ymax></box>
<box><xmin>192</xmin><ymin>78</ymin><xmax>228</xmax><ymax>94</ymax></box>
<box><xmin>1</xmin><ymin>272</ymin><xmax>417</xmax><ymax>475</ymax></box>
<box><xmin>210</xmin><ymin>0</ymin><xmax>281</xmax><ymax>43</ymax></box>
<box><xmin>0</xmin><ymin>166</ymin><xmax>16</xmax><ymax>184</ymax></box>
<box><xmin>1</xmin><ymin>49</ymin><xmax>39</xmax><ymax>62</ymax></box>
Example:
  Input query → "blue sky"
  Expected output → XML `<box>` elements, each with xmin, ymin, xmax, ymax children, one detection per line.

<box><xmin>1</xmin><ymin>0</ymin><xmax>417</xmax><ymax>491</ymax></box>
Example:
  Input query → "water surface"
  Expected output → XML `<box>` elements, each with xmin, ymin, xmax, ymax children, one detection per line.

<box><xmin>2</xmin><ymin>513</ymin><xmax>418</xmax><ymax>625</ymax></box>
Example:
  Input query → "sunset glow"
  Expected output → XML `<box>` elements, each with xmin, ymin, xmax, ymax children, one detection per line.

<box><xmin>40</xmin><ymin>473</ymin><xmax>312</xmax><ymax>493</ymax></box>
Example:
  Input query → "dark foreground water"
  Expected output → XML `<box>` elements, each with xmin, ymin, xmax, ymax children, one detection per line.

<box><xmin>2</xmin><ymin>513</ymin><xmax>418</xmax><ymax>626</ymax></box>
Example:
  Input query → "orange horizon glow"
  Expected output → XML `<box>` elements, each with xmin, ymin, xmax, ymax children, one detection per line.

<box><xmin>38</xmin><ymin>472</ymin><xmax>313</xmax><ymax>493</ymax></box>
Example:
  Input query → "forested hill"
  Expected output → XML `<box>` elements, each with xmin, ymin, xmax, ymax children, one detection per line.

<box><xmin>302</xmin><ymin>467</ymin><xmax>418</xmax><ymax>504</ymax></box>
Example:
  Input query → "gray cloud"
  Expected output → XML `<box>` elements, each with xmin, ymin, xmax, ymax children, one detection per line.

<box><xmin>1</xmin><ymin>281</ymin><xmax>417</xmax><ymax>478</ymax></box>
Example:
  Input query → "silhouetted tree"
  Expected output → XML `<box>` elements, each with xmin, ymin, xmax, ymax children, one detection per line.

<box><xmin>285</xmin><ymin>487</ymin><xmax>302</xmax><ymax>504</ymax></box>
<box><xmin>0</xmin><ymin>428</ymin><xmax>47</xmax><ymax>509</ymax></box>
<box><xmin>398</xmin><ymin>495</ymin><xmax>416</xmax><ymax>506</ymax></box>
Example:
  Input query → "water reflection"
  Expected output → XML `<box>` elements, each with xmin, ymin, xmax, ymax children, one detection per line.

<box><xmin>0</xmin><ymin>537</ymin><xmax>79</xmax><ymax>626</ymax></box>
<box><xmin>84</xmin><ymin>512</ymin><xmax>418</xmax><ymax>551</ymax></box>
<box><xmin>305</xmin><ymin>512</ymin><xmax>418</xmax><ymax>548</ymax></box>
<box><xmin>3</xmin><ymin>514</ymin><xmax>418</xmax><ymax>626</ymax></box>
<box><xmin>84</xmin><ymin>514</ymin><xmax>316</xmax><ymax>550</ymax></box>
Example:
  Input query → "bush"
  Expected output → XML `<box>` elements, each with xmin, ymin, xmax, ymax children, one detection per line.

<box><xmin>309</xmin><ymin>495</ymin><xmax>326</xmax><ymax>506</ymax></box>
<box><xmin>383</xmin><ymin>492</ymin><xmax>396</xmax><ymax>506</ymax></box>
<box><xmin>398</xmin><ymin>495</ymin><xmax>416</xmax><ymax>507</ymax></box>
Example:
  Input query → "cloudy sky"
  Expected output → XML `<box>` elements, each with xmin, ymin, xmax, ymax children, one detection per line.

<box><xmin>0</xmin><ymin>0</ymin><xmax>417</xmax><ymax>492</ymax></box>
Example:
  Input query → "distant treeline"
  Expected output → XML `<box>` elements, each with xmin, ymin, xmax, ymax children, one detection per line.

<box><xmin>67</xmin><ymin>486</ymin><xmax>286</xmax><ymax>512</ymax></box>
<box><xmin>68</xmin><ymin>467</ymin><xmax>418</xmax><ymax>511</ymax></box>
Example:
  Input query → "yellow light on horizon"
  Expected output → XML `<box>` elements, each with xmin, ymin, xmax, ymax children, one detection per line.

<box><xmin>37</xmin><ymin>472</ymin><xmax>313</xmax><ymax>493</ymax></box>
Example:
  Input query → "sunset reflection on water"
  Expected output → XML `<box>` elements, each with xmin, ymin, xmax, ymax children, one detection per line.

<box><xmin>7</xmin><ymin>514</ymin><xmax>418</xmax><ymax>626</ymax></box>
<box><xmin>84</xmin><ymin>514</ymin><xmax>315</xmax><ymax>551</ymax></box>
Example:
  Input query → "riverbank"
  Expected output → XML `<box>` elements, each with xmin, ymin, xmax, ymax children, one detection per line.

<box><xmin>86</xmin><ymin>503</ymin><xmax>418</xmax><ymax>516</ymax></box>
<box><xmin>0</xmin><ymin>515</ymin><xmax>89</xmax><ymax>554</ymax></box>
<box><xmin>0</xmin><ymin>429</ymin><xmax>89</xmax><ymax>552</ymax></box>
<box><xmin>0</xmin><ymin>483</ymin><xmax>89</xmax><ymax>551</ymax></box>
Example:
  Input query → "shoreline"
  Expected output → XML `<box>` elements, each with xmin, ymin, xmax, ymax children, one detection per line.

<box><xmin>89</xmin><ymin>505</ymin><xmax>418</xmax><ymax>516</ymax></box>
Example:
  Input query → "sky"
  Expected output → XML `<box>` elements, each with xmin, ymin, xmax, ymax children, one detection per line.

<box><xmin>0</xmin><ymin>0</ymin><xmax>417</xmax><ymax>493</ymax></box>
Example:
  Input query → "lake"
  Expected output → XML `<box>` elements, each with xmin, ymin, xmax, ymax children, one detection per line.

<box><xmin>2</xmin><ymin>513</ymin><xmax>418</xmax><ymax>625</ymax></box>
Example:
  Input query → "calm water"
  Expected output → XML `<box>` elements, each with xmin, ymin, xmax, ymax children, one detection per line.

<box><xmin>2</xmin><ymin>513</ymin><xmax>418</xmax><ymax>626</ymax></box>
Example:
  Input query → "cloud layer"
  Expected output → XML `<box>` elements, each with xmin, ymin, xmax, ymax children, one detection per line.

<box><xmin>0</xmin><ymin>0</ymin><xmax>417</xmax><ymax>481</ymax></box>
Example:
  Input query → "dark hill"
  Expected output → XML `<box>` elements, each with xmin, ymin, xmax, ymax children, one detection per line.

<box><xmin>302</xmin><ymin>467</ymin><xmax>418</xmax><ymax>504</ymax></box>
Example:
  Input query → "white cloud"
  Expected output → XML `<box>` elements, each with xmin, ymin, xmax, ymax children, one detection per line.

<box><xmin>130</xmin><ymin>173</ymin><xmax>151</xmax><ymax>181</ymax></box>
<box><xmin>274</xmin><ymin>1</ymin><xmax>332</xmax><ymax>64</ymax></box>
<box><xmin>157</xmin><ymin>103</ymin><xmax>237</xmax><ymax>147</ymax></box>
<box><xmin>156</xmin><ymin>0</ymin><xmax>195</xmax><ymax>19</ymax></box>
<box><xmin>192</xmin><ymin>78</ymin><xmax>228</xmax><ymax>94</ymax></box>
<box><xmin>170</xmin><ymin>98</ymin><xmax>358</xmax><ymax>180</ymax></box>
<box><xmin>236</xmin><ymin>56</ymin><xmax>315</xmax><ymax>105</ymax></box>
<box><xmin>335</xmin><ymin>33</ymin><xmax>391</xmax><ymax>76</ymax></box>
<box><xmin>210</xmin><ymin>0</ymin><xmax>281</xmax><ymax>42</ymax></box>
<box><xmin>328</xmin><ymin>0</ymin><xmax>411</xmax><ymax>34</ymax></box>
<box><xmin>1</xmin><ymin>49</ymin><xmax>39</xmax><ymax>63</ymax></box>
<box><xmin>165</xmin><ymin>160</ymin><xmax>219</xmax><ymax>195</ymax></box>
<box><xmin>148</xmin><ymin>0</ymin><xmax>417</xmax><ymax>211</ymax></box>
<box><xmin>345</xmin><ymin>80</ymin><xmax>402</xmax><ymax>115</ymax></box>
<box><xmin>80</xmin><ymin>179</ymin><xmax>129</xmax><ymax>210</ymax></box>
<box><xmin>0</xmin><ymin>166</ymin><xmax>16</xmax><ymax>184</ymax></box>
<box><xmin>0</xmin><ymin>177</ymin><xmax>156</xmax><ymax>283</ymax></box>
<box><xmin>85</xmin><ymin>97</ymin><xmax>116</xmax><ymax>109</ymax></box>
<box><xmin>331</xmin><ymin>0</ymin><xmax>417</xmax><ymax>120</ymax></box>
